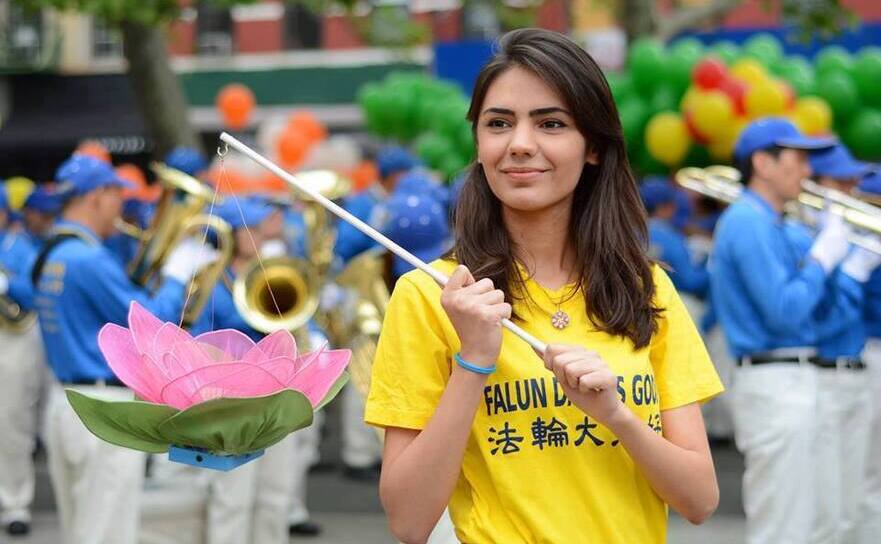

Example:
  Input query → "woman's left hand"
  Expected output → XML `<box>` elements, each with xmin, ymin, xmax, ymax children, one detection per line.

<box><xmin>541</xmin><ymin>344</ymin><xmax>627</xmax><ymax>428</ymax></box>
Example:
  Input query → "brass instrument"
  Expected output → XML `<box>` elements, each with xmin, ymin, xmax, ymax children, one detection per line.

<box><xmin>290</xmin><ymin>170</ymin><xmax>351</xmax><ymax>276</ymax></box>
<box><xmin>231</xmin><ymin>255</ymin><xmax>320</xmax><ymax>335</ymax></box>
<box><xmin>123</xmin><ymin>162</ymin><xmax>235</xmax><ymax>325</ymax></box>
<box><xmin>0</xmin><ymin>265</ymin><xmax>36</xmax><ymax>332</ymax></box>
<box><xmin>675</xmin><ymin>166</ymin><xmax>881</xmax><ymax>254</ymax></box>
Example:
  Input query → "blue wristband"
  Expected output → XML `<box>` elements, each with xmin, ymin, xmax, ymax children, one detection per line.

<box><xmin>454</xmin><ymin>352</ymin><xmax>496</xmax><ymax>375</ymax></box>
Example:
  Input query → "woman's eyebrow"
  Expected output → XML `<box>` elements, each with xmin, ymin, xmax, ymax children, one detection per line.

<box><xmin>481</xmin><ymin>106</ymin><xmax>571</xmax><ymax>116</ymax></box>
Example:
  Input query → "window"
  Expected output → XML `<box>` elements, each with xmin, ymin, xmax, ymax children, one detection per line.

<box><xmin>283</xmin><ymin>3</ymin><xmax>322</xmax><ymax>50</ymax></box>
<box><xmin>196</xmin><ymin>3</ymin><xmax>232</xmax><ymax>56</ymax></box>
<box><xmin>92</xmin><ymin>18</ymin><xmax>122</xmax><ymax>59</ymax></box>
<box><xmin>5</xmin><ymin>4</ymin><xmax>43</xmax><ymax>64</ymax></box>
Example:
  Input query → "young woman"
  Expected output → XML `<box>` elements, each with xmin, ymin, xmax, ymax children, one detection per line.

<box><xmin>365</xmin><ymin>28</ymin><xmax>723</xmax><ymax>543</ymax></box>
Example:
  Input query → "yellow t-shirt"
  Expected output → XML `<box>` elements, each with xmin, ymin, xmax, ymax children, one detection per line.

<box><xmin>365</xmin><ymin>259</ymin><xmax>723</xmax><ymax>544</ymax></box>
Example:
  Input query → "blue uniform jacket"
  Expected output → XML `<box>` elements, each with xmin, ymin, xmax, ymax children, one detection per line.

<box><xmin>333</xmin><ymin>186</ymin><xmax>386</xmax><ymax>264</ymax></box>
<box><xmin>648</xmin><ymin>218</ymin><xmax>710</xmax><ymax>298</ymax></box>
<box><xmin>710</xmin><ymin>190</ymin><xmax>858</xmax><ymax>358</ymax></box>
<box><xmin>0</xmin><ymin>229</ymin><xmax>37</xmax><ymax>310</ymax></box>
<box><xmin>34</xmin><ymin>221</ymin><xmax>185</xmax><ymax>383</ymax></box>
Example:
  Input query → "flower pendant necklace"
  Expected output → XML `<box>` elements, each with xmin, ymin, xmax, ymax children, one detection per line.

<box><xmin>540</xmin><ymin>286</ymin><xmax>573</xmax><ymax>330</ymax></box>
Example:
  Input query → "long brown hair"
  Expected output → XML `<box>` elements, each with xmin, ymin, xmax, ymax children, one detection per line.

<box><xmin>452</xmin><ymin>28</ymin><xmax>660</xmax><ymax>349</ymax></box>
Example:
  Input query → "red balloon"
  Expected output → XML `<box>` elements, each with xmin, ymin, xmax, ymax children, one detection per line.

<box><xmin>719</xmin><ymin>77</ymin><xmax>748</xmax><ymax>115</ymax></box>
<box><xmin>216</xmin><ymin>83</ymin><xmax>256</xmax><ymax>130</ymax></box>
<box><xmin>693</xmin><ymin>58</ymin><xmax>728</xmax><ymax>90</ymax></box>
<box><xmin>684</xmin><ymin>110</ymin><xmax>711</xmax><ymax>144</ymax></box>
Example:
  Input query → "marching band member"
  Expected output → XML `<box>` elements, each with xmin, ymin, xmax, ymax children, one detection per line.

<box><xmin>366</xmin><ymin>29</ymin><xmax>723</xmax><ymax>543</ymax></box>
<box><xmin>33</xmin><ymin>154</ymin><xmax>217</xmax><ymax>544</ymax></box>
<box><xmin>857</xmin><ymin>171</ymin><xmax>881</xmax><ymax>544</ymax></box>
<box><xmin>21</xmin><ymin>186</ymin><xmax>61</xmax><ymax>249</ymax></box>
<box><xmin>0</xmin><ymin>185</ymin><xmax>44</xmax><ymax>537</ymax></box>
<box><xmin>808</xmin><ymin>143</ymin><xmax>879</xmax><ymax>543</ymax></box>
<box><xmin>710</xmin><ymin>117</ymin><xmax>854</xmax><ymax>544</ymax></box>
<box><xmin>164</xmin><ymin>146</ymin><xmax>209</xmax><ymax>178</ymax></box>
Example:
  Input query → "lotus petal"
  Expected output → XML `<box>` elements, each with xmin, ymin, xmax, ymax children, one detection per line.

<box><xmin>194</xmin><ymin>329</ymin><xmax>255</xmax><ymax>360</ymax></box>
<box><xmin>244</xmin><ymin>330</ymin><xmax>297</xmax><ymax>364</ymax></box>
<box><xmin>66</xmin><ymin>389</ymin><xmax>178</xmax><ymax>453</ymax></box>
<box><xmin>151</xmin><ymin>322</ymin><xmax>195</xmax><ymax>369</ymax></box>
<box><xmin>157</xmin><ymin>390</ymin><xmax>313</xmax><ymax>455</ymax></box>
<box><xmin>288</xmin><ymin>349</ymin><xmax>352</xmax><ymax>407</ymax></box>
<box><xmin>128</xmin><ymin>302</ymin><xmax>165</xmax><ymax>357</ymax></box>
<box><xmin>160</xmin><ymin>361</ymin><xmax>285</xmax><ymax>410</ymax></box>
<box><xmin>314</xmin><ymin>372</ymin><xmax>350</xmax><ymax>411</ymax></box>
<box><xmin>98</xmin><ymin>324</ymin><xmax>167</xmax><ymax>403</ymax></box>
<box><xmin>250</xmin><ymin>356</ymin><xmax>299</xmax><ymax>385</ymax></box>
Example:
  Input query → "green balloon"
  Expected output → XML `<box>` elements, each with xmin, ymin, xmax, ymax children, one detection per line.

<box><xmin>816</xmin><ymin>46</ymin><xmax>854</xmax><ymax>77</ymax></box>
<box><xmin>456</xmin><ymin>122</ymin><xmax>475</xmax><ymax>160</ymax></box>
<box><xmin>668</xmin><ymin>38</ymin><xmax>705</xmax><ymax>94</ymax></box>
<box><xmin>607</xmin><ymin>71</ymin><xmax>634</xmax><ymax>102</ymax></box>
<box><xmin>854</xmin><ymin>47</ymin><xmax>881</xmax><ymax>108</ymax></box>
<box><xmin>415</xmin><ymin>133</ymin><xmax>453</xmax><ymax>169</ymax></box>
<box><xmin>358</xmin><ymin>83</ymin><xmax>393</xmax><ymax>136</ymax></box>
<box><xmin>635</xmin><ymin>144</ymin><xmax>668</xmax><ymax>176</ymax></box>
<box><xmin>844</xmin><ymin>109</ymin><xmax>881</xmax><ymax>160</ymax></box>
<box><xmin>776</xmin><ymin>56</ymin><xmax>816</xmax><ymax>96</ymax></box>
<box><xmin>385</xmin><ymin>83</ymin><xmax>419</xmax><ymax>142</ymax></box>
<box><xmin>817</xmin><ymin>72</ymin><xmax>862</xmax><ymax>122</ymax></box>
<box><xmin>440</xmin><ymin>154</ymin><xmax>468</xmax><ymax>181</ymax></box>
<box><xmin>650</xmin><ymin>84</ymin><xmax>679</xmax><ymax>114</ymax></box>
<box><xmin>684</xmin><ymin>144</ymin><xmax>712</xmax><ymax>168</ymax></box>
<box><xmin>618</xmin><ymin>97</ymin><xmax>650</xmax><ymax>152</ymax></box>
<box><xmin>742</xmin><ymin>33</ymin><xmax>783</xmax><ymax>67</ymax></box>
<box><xmin>438</xmin><ymin>100</ymin><xmax>470</xmax><ymax>140</ymax></box>
<box><xmin>708</xmin><ymin>41</ymin><xmax>740</xmax><ymax>65</ymax></box>
<box><xmin>629</xmin><ymin>39</ymin><xmax>668</xmax><ymax>98</ymax></box>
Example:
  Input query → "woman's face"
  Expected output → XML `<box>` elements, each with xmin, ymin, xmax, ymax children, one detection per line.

<box><xmin>476</xmin><ymin>66</ymin><xmax>596</xmax><ymax>214</ymax></box>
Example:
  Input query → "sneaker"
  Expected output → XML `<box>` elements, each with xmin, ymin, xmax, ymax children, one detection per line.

<box><xmin>289</xmin><ymin>520</ymin><xmax>322</xmax><ymax>537</ymax></box>
<box><xmin>6</xmin><ymin>520</ymin><xmax>30</xmax><ymax>536</ymax></box>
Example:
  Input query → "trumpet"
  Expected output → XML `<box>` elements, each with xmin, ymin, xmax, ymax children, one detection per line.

<box><xmin>123</xmin><ymin>162</ymin><xmax>234</xmax><ymax>326</ymax></box>
<box><xmin>675</xmin><ymin>166</ymin><xmax>881</xmax><ymax>254</ymax></box>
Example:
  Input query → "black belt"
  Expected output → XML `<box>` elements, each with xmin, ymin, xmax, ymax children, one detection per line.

<box><xmin>814</xmin><ymin>357</ymin><xmax>866</xmax><ymax>370</ymax></box>
<box><xmin>64</xmin><ymin>378</ymin><xmax>125</xmax><ymax>387</ymax></box>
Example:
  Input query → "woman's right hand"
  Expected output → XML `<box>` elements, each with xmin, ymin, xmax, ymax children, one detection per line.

<box><xmin>440</xmin><ymin>265</ymin><xmax>512</xmax><ymax>368</ymax></box>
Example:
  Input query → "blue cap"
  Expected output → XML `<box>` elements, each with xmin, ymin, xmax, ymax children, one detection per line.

<box><xmin>809</xmin><ymin>144</ymin><xmax>874</xmax><ymax>180</ymax></box>
<box><xmin>24</xmin><ymin>187</ymin><xmax>63</xmax><ymax>215</ymax></box>
<box><xmin>395</xmin><ymin>171</ymin><xmax>450</xmax><ymax>208</ymax></box>
<box><xmin>733</xmin><ymin>117</ymin><xmax>837</xmax><ymax>163</ymax></box>
<box><xmin>382</xmin><ymin>193</ymin><xmax>450</xmax><ymax>277</ymax></box>
<box><xmin>858</xmin><ymin>171</ymin><xmax>881</xmax><ymax>197</ymax></box>
<box><xmin>214</xmin><ymin>196</ymin><xmax>273</xmax><ymax>230</ymax></box>
<box><xmin>377</xmin><ymin>146</ymin><xmax>417</xmax><ymax>179</ymax></box>
<box><xmin>165</xmin><ymin>147</ymin><xmax>208</xmax><ymax>177</ymax></box>
<box><xmin>639</xmin><ymin>178</ymin><xmax>677</xmax><ymax>213</ymax></box>
<box><xmin>55</xmin><ymin>155</ymin><xmax>133</xmax><ymax>198</ymax></box>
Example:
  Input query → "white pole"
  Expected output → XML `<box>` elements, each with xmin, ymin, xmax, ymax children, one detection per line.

<box><xmin>219</xmin><ymin>132</ymin><xmax>548</xmax><ymax>354</ymax></box>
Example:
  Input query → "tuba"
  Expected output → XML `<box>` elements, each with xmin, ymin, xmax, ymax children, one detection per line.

<box><xmin>290</xmin><ymin>170</ymin><xmax>351</xmax><ymax>277</ymax></box>
<box><xmin>675</xmin><ymin>165</ymin><xmax>881</xmax><ymax>254</ymax></box>
<box><xmin>231</xmin><ymin>255</ymin><xmax>320</xmax><ymax>335</ymax></box>
<box><xmin>120</xmin><ymin>162</ymin><xmax>234</xmax><ymax>325</ymax></box>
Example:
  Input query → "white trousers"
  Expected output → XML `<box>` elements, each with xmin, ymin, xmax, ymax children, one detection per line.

<box><xmin>0</xmin><ymin>324</ymin><xmax>44</xmax><ymax>524</ymax></box>
<box><xmin>341</xmin><ymin>384</ymin><xmax>382</xmax><ymax>468</ymax></box>
<box><xmin>206</xmin><ymin>435</ymin><xmax>295</xmax><ymax>544</ymax></box>
<box><xmin>859</xmin><ymin>339</ymin><xmax>881</xmax><ymax>544</ymax></box>
<box><xmin>702</xmin><ymin>325</ymin><xmax>736</xmax><ymax>439</ymax></box>
<box><xmin>732</xmin><ymin>363</ymin><xmax>817</xmax><ymax>544</ymax></box>
<box><xmin>810</xmin><ymin>368</ymin><xmax>872</xmax><ymax>544</ymax></box>
<box><xmin>288</xmin><ymin>410</ymin><xmax>322</xmax><ymax>525</ymax></box>
<box><xmin>45</xmin><ymin>384</ymin><xmax>145</xmax><ymax>544</ymax></box>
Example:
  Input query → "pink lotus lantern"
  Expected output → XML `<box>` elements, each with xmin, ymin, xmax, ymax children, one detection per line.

<box><xmin>67</xmin><ymin>303</ymin><xmax>350</xmax><ymax>470</ymax></box>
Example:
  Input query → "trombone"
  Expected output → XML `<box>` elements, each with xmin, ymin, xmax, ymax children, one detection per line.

<box><xmin>119</xmin><ymin>162</ymin><xmax>234</xmax><ymax>326</ymax></box>
<box><xmin>675</xmin><ymin>166</ymin><xmax>881</xmax><ymax>254</ymax></box>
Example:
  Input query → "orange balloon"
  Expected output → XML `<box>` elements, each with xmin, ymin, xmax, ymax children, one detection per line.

<box><xmin>349</xmin><ymin>160</ymin><xmax>379</xmax><ymax>192</ymax></box>
<box><xmin>216</xmin><ymin>83</ymin><xmax>256</xmax><ymax>130</ymax></box>
<box><xmin>277</xmin><ymin>129</ymin><xmax>310</xmax><ymax>169</ymax></box>
<box><xmin>287</xmin><ymin>111</ymin><xmax>327</xmax><ymax>144</ymax></box>
<box><xmin>75</xmin><ymin>140</ymin><xmax>111</xmax><ymax>163</ymax></box>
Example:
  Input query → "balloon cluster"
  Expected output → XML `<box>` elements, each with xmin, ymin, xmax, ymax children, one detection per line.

<box><xmin>611</xmin><ymin>34</ymin><xmax>881</xmax><ymax>173</ymax></box>
<box><xmin>357</xmin><ymin>72</ymin><xmax>475</xmax><ymax>181</ymax></box>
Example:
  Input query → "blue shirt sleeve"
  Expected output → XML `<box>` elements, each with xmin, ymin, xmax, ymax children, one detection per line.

<box><xmin>651</xmin><ymin>226</ymin><xmax>710</xmax><ymax>297</ymax></box>
<box><xmin>66</xmin><ymin>249</ymin><xmax>186</xmax><ymax>326</ymax></box>
<box><xmin>2</xmin><ymin>234</ymin><xmax>37</xmax><ymax>310</ymax></box>
<box><xmin>728</xmin><ymin>216</ymin><xmax>828</xmax><ymax>335</ymax></box>
<box><xmin>334</xmin><ymin>193</ymin><xmax>380</xmax><ymax>263</ymax></box>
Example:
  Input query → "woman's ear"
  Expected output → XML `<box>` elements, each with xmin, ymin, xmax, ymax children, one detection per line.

<box><xmin>585</xmin><ymin>147</ymin><xmax>599</xmax><ymax>166</ymax></box>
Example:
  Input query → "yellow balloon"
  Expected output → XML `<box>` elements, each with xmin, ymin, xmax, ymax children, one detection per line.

<box><xmin>745</xmin><ymin>80</ymin><xmax>787</xmax><ymax>118</ymax></box>
<box><xmin>645</xmin><ymin>112</ymin><xmax>692</xmax><ymax>167</ymax></box>
<box><xmin>691</xmin><ymin>90</ymin><xmax>736</xmax><ymax>140</ymax></box>
<box><xmin>680</xmin><ymin>87</ymin><xmax>700</xmax><ymax>113</ymax></box>
<box><xmin>792</xmin><ymin>96</ymin><xmax>833</xmax><ymax>136</ymax></box>
<box><xmin>730</xmin><ymin>59</ymin><xmax>768</xmax><ymax>86</ymax></box>
<box><xmin>709</xmin><ymin>118</ymin><xmax>749</xmax><ymax>161</ymax></box>
<box><xmin>5</xmin><ymin>177</ymin><xmax>35</xmax><ymax>211</ymax></box>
